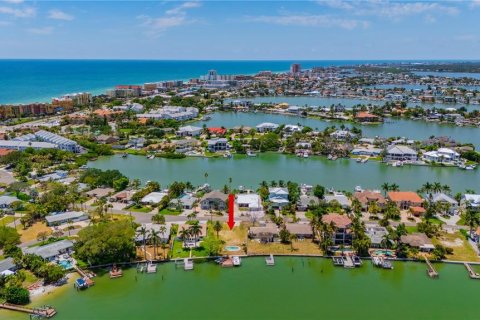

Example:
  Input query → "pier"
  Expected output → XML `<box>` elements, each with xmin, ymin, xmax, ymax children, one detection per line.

<box><xmin>265</xmin><ymin>254</ymin><xmax>275</xmax><ymax>266</ymax></box>
<box><xmin>0</xmin><ymin>303</ymin><xmax>57</xmax><ymax>318</ymax></box>
<box><xmin>425</xmin><ymin>257</ymin><xmax>439</xmax><ymax>278</ymax></box>
<box><xmin>73</xmin><ymin>265</ymin><xmax>95</xmax><ymax>287</ymax></box>
<box><xmin>464</xmin><ymin>263</ymin><xmax>480</xmax><ymax>279</ymax></box>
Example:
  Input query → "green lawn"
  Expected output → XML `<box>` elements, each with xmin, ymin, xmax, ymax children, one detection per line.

<box><xmin>406</xmin><ymin>226</ymin><xmax>418</xmax><ymax>234</ymax></box>
<box><xmin>0</xmin><ymin>216</ymin><xmax>16</xmax><ymax>226</ymax></box>
<box><xmin>159</xmin><ymin>208</ymin><xmax>183</xmax><ymax>216</ymax></box>
<box><xmin>171</xmin><ymin>240</ymin><xmax>208</xmax><ymax>258</ymax></box>
<box><xmin>128</xmin><ymin>205</ymin><xmax>152</xmax><ymax>213</ymax></box>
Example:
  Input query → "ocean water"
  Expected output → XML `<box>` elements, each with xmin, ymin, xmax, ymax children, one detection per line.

<box><xmin>0</xmin><ymin>59</ymin><xmax>447</xmax><ymax>105</ymax></box>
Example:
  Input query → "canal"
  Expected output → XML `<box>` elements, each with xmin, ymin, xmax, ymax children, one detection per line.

<box><xmin>3</xmin><ymin>257</ymin><xmax>479</xmax><ymax>320</ymax></box>
<box><xmin>88</xmin><ymin>153</ymin><xmax>478</xmax><ymax>193</ymax></box>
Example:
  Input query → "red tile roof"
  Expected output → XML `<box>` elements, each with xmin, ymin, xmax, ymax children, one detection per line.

<box><xmin>387</xmin><ymin>191</ymin><xmax>423</xmax><ymax>203</ymax></box>
<box><xmin>322</xmin><ymin>214</ymin><xmax>352</xmax><ymax>228</ymax></box>
<box><xmin>208</xmin><ymin>127</ymin><xmax>227</xmax><ymax>135</ymax></box>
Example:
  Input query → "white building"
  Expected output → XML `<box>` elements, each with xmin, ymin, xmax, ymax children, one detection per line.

<box><xmin>237</xmin><ymin>194</ymin><xmax>264</xmax><ymax>218</ymax></box>
<box><xmin>141</xmin><ymin>192</ymin><xmax>168</xmax><ymax>205</ymax></box>
<box><xmin>422</xmin><ymin>148</ymin><xmax>460</xmax><ymax>164</ymax></box>
<box><xmin>177</xmin><ymin>125</ymin><xmax>202</xmax><ymax>137</ymax></box>
<box><xmin>256</xmin><ymin>122</ymin><xmax>279</xmax><ymax>133</ymax></box>
<box><xmin>385</xmin><ymin>145</ymin><xmax>418</xmax><ymax>162</ymax></box>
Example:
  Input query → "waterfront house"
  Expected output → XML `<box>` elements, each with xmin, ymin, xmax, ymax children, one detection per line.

<box><xmin>351</xmin><ymin>146</ymin><xmax>382</xmax><ymax>157</ymax></box>
<box><xmin>387</xmin><ymin>191</ymin><xmax>423</xmax><ymax>210</ymax></box>
<box><xmin>330</xmin><ymin>130</ymin><xmax>356</xmax><ymax>140</ymax></box>
<box><xmin>95</xmin><ymin>135</ymin><xmax>119</xmax><ymax>145</ymax></box>
<box><xmin>37</xmin><ymin>170</ymin><xmax>68</xmax><ymax>182</ymax></box>
<box><xmin>0</xmin><ymin>257</ymin><xmax>18</xmax><ymax>276</ymax></box>
<box><xmin>284</xmin><ymin>124</ymin><xmax>303</xmax><ymax>134</ymax></box>
<box><xmin>237</xmin><ymin>194</ymin><xmax>263</xmax><ymax>217</ymax></box>
<box><xmin>177</xmin><ymin>125</ymin><xmax>202</xmax><ymax>137</ymax></box>
<box><xmin>170</xmin><ymin>194</ymin><xmax>196</xmax><ymax>210</ymax></box>
<box><xmin>208</xmin><ymin>127</ymin><xmax>227</xmax><ymax>136</ymax></box>
<box><xmin>285</xmin><ymin>223</ymin><xmax>313</xmax><ymax>239</ymax></box>
<box><xmin>200</xmin><ymin>191</ymin><xmax>228</xmax><ymax>210</ymax></box>
<box><xmin>110</xmin><ymin>190</ymin><xmax>136</xmax><ymax>203</ymax></box>
<box><xmin>248</xmin><ymin>223</ymin><xmax>279</xmax><ymax>242</ymax></box>
<box><xmin>0</xmin><ymin>195</ymin><xmax>19</xmax><ymax>209</ymax></box>
<box><xmin>178</xmin><ymin>223</ymin><xmax>208</xmax><ymax>246</ymax></box>
<box><xmin>324</xmin><ymin>193</ymin><xmax>351</xmax><ymax>209</ymax></box>
<box><xmin>353</xmin><ymin>190</ymin><xmax>386</xmax><ymax>211</ymax></box>
<box><xmin>364</xmin><ymin>224</ymin><xmax>388</xmax><ymax>248</ymax></box>
<box><xmin>173</xmin><ymin>139</ymin><xmax>198</xmax><ymax>153</ymax></box>
<box><xmin>400</xmin><ymin>233</ymin><xmax>434</xmax><ymax>252</ymax></box>
<box><xmin>268</xmin><ymin>187</ymin><xmax>290</xmax><ymax>209</ymax></box>
<box><xmin>321</xmin><ymin>214</ymin><xmax>352</xmax><ymax>245</ymax></box>
<box><xmin>296</xmin><ymin>195</ymin><xmax>320</xmax><ymax>211</ymax></box>
<box><xmin>256</xmin><ymin>122</ymin><xmax>279</xmax><ymax>133</ymax></box>
<box><xmin>207</xmin><ymin>138</ymin><xmax>229</xmax><ymax>152</ymax></box>
<box><xmin>384</xmin><ymin>145</ymin><xmax>418</xmax><ymax>162</ymax></box>
<box><xmin>461</xmin><ymin>194</ymin><xmax>480</xmax><ymax>212</ymax></box>
<box><xmin>141</xmin><ymin>192</ymin><xmax>168</xmax><ymax>205</ymax></box>
<box><xmin>45</xmin><ymin>211</ymin><xmax>89</xmax><ymax>226</ymax></box>
<box><xmin>355</xmin><ymin>112</ymin><xmax>381</xmax><ymax>123</ymax></box>
<box><xmin>431</xmin><ymin>193</ymin><xmax>458</xmax><ymax>215</ymax></box>
<box><xmin>422</xmin><ymin>148</ymin><xmax>460</xmax><ymax>164</ymax></box>
<box><xmin>23</xmin><ymin>239</ymin><xmax>74</xmax><ymax>261</ymax></box>
<box><xmin>135</xmin><ymin>223</ymin><xmax>171</xmax><ymax>243</ymax></box>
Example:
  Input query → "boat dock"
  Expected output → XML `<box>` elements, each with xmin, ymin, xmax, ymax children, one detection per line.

<box><xmin>343</xmin><ymin>256</ymin><xmax>355</xmax><ymax>268</ymax></box>
<box><xmin>464</xmin><ymin>263</ymin><xmax>480</xmax><ymax>279</ymax></box>
<box><xmin>425</xmin><ymin>257</ymin><xmax>439</xmax><ymax>278</ymax></box>
<box><xmin>177</xmin><ymin>258</ymin><xmax>194</xmax><ymax>270</ymax></box>
<box><xmin>372</xmin><ymin>256</ymin><xmax>393</xmax><ymax>269</ymax></box>
<box><xmin>146</xmin><ymin>262</ymin><xmax>157</xmax><ymax>274</ymax></box>
<box><xmin>332</xmin><ymin>256</ymin><xmax>344</xmax><ymax>266</ymax></box>
<box><xmin>109</xmin><ymin>265</ymin><xmax>123</xmax><ymax>278</ymax></box>
<box><xmin>266</xmin><ymin>254</ymin><xmax>275</xmax><ymax>266</ymax></box>
<box><xmin>73</xmin><ymin>265</ymin><xmax>95</xmax><ymax>288</ymax></box>
<box><xmin>0</xmin><ymin>303</ymin><xmax>57</xmax><ymax>318</ymax></box>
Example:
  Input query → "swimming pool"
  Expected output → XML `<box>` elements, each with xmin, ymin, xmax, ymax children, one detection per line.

<box><xmin>224</xmin><ymin>246</ymin><xmax>241</xmax><ymax>252</ymax></box>
<box><xmin>58</xmin><ymin>260</ymin><xmax>73</xmax><ymax>270</ymax></box>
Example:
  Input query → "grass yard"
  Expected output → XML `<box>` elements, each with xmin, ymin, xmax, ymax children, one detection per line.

<box><xmin>247</xmin><ymin>239</ymin><xmax>323</xmax><ymax>255</ymax></box>
<box><xmin>158</xmin><ymin>208</ymin><xmax>183</xmax><ymax>216</ymax></box>
<box><xmin>406</xmin><ymin>226</ymin><xmax>418</xmax><ymax>234</ymax></box>
<box><xmin>0</xmin><ymin>215</ymin><xmax>16</xmax><ymax>226</ymax></box>
<box><xmin>170</xmin><ymin>240</ymin><xmax>208</xmax><ymax>258</ymax></box>
<box><xmin>219</xmin><ymin>222</ymin><xmax>248</xmax><ymax>245</ymax></box>
<box><xmin>433</xmin><ymin>231</ymin><xmax>480</xmax><ymax>262</ymax></box>
<box><xmin>17</xmin><ymin>221</ymin><xmax>52</xmax><ymax>243</ymax></box>
<box><xmin>136</xmin><ymin>245</ymin><xmax>169</xmax><ymax>261</ymax></box>
<box><xmin>129</xmin><ymin>205</ymin><xmax>152</xmax><ymax>213</ymax></box>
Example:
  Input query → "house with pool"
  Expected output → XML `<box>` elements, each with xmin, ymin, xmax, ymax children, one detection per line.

<box><xmin>22</xmin><ymin>239</ymin><xmax>74</xmax><ymax>262</ymax></box>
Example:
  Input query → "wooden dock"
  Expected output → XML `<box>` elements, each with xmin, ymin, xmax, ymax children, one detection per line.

<box><xmin>0</xmin><ymin>303</ymin><xmax>57</xmax><ymax>318</ymax></box>
<box><xmin>73</xmin><ymin>265</ymin><xmax>95</xmax><ymax>287</ymax></box>
<box><xmin>425</xmin><ymin>257</ymin><xmax>439</xmax><ymax>278</ymax></box>
<box><xmin>464</xmin><ymin>263</ymin><xmax>480</xmax><ymax>279</ymax></box>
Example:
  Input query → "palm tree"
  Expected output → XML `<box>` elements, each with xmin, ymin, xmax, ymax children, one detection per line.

<box><xmin>150</xmin><ymin>229</ymin><xmax>160</xmax><ymax>260</ymax></box>
<box><xmin>152</xmin><ymin>213</ymin><xmax>166</xmax><ymax>224</ymax></box>
<box><xmin>189</xmin><ymin>223</ymin><xmax>202</xmax><ymax>246</ymax></box>
<box><xmin>381</xmin><ymin>183</ymin><xmax>390</xmax><ymax>196</ymax></box>
<box><xmin>179</xmin><ymin>227</ymin><xmax>191</xmax><ymax>241</ymax></box>
<box><xmin>213</xmin><ymin>221</ymin><xmax>222</xmax><ymax>238</ymax></box>
<box><xmin>204</xmin><ymin>172</ymin><xmax>209</xmax><ymax>184</ymax></box>
<box><xmin>389</xmin><ymin>183</ymin><xmax>399</xmax><ymax>192</ymax></box>
<box><xmin>137</xmin><ymin>226</ymin><xmax>148</xmax><ymax>261</ymax></box>
<box><xmin>432</xmin><ymin>182</ymin><xmax>442</xmax><ymax>194</ymax></box>
<box><xmin>381</xmin><ymin>233</ymin><xmax>392</xmax><ymax>253</ymax></box>
<box><xmin>442</xmin><ymin>184</ymin><xmax>451</xmax><ymax>194</ymax></box>
<box><xmin>464</xmin><ymin>209</ymin><xmax>480</xmax><ymax>236</ymax></box>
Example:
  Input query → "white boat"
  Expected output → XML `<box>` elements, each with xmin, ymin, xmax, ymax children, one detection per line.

<box><xmin>356</xmin><ymin>158</ymin><xmax>362</xmax><ymax>163</ymax></box>
<box><xmin>465</xmin><ymin>165</ymin><xmax>476</xmax><ymax>170</ymax></box>
<box><xmin>147</xmin><ymin>154</ymin><xmax>155</xmax><ymax>160</ymax></box>
<box><xmin>247</xmin><ymin>151</ymin><xmax>257</xmax><ymax>157</ymax></box>
<box><xmin>223</xmin><ymin>152</ymin><xmax>232</xmax><ymax>158</ymax></box>
<box><xmin>265</xmin><ymin>254</ymin><xmax>275</xmax><ymax>266</ymax></box>
<box><xmin>184</xmin><ymin>258</ymin><xmax>194</xmax><ymax>271</ymax></box>
<box><xmin>327</xmin><ymin>154</ymin><xmax>333</xmax><ymax>160</ymax></box>
<box><xmin>146</xmin><ymin>262</ymin><xmax>157</xmax><ymax>273</ymax></box>
<box><xmin>361</xmin><ymin>158</ymin><xmax>368</xmax><ymax>163</ymax></box>
<box><xmin>354</xmin><ymin>186</ymin><xmax>363</xmax><ymax>192</ymax></box>
<box><xmin>303</xmin><ymin>152</ymin><xmax>309</xmax><ymax>158</ymax></box>
<box><xmin>232</xmin><ymin>256</ymin><xmax>241</xmax><ymax>266</ymax></box>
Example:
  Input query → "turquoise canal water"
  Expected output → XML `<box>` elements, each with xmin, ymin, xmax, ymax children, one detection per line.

<box><xmin>239</xmin><ymin>96</ymin><xmax>480</xmax><ymax>111</ymax></box>
<box><xmin>88</xmin><ymin>153</ymin><xmax>478</xmax><ymax>192</ymax></box>
<box><xmin>192</xmin><ymin>112</ymin><xmax>480</xmax><ymax>149</ymax></box>
<box><xmin>2</xmin><ymin>258</ymin><xmax>480</xmax><ymax>320</ymax></box>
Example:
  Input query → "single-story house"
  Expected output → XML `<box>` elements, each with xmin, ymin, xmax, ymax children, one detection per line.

<box><xmin>141</xmin><ymin>192</ymin><xmax>168</xmax><ymax>205</ymax></box>
<box><xmin>135</xmin><ymin>223</ymin><xmax>171</xmax><ymax>243</ymax></box>
<box><xmin>256</xmin><ymin>122</ymin><xmax>279</xmax><ymax>133</ymax></box>
<box><xmin>45</xmin><ymin>211</ymin><xmax>89</xmax><ymax>226</ymax></box>
<box><xmin>387</xmin><ymin>191</ymin><xmax>423</xmax><ymax>210</ymax></box>
<box><xmin>248</xmin><ymin>223</ymin><xmax>279</xmax><ymax>242</ymax></box>
<box><xmin>365</xmin><ymin>224</ymin><xmax>389</xmax><ymax>248</ymax></box>
<box><xmin>0</xmin><ymin>195</ymin><xmax>19</xmax><ymax>208</ymax></box>
<box><xmin>85</xmin><ymin>187</ymin><xmax>115</xmax><ymax>199</ymax></box>
<box><xmin>400</xmin><ymin>233</ymin><xmax>434</xmax><ymax>252</ymax></box>
<box><xmin>23</xmin><ymin>239</ymin><xmax>74</xmax><ymax>261</ymax></box>
<box><xmin>177</xmin><ymin>125</ymin><xmax>202</xmax><ymax>137</ymax></box>
<box><xmin>285</xmin><ymin>223</ymin><xmax>313</xmax><ymax>239</ymax></box>
<box><xmin>296</xmin><ymin>195</ymin><xmax>320</xmax><ymax>211</ymax></box>
<box><xmin>177</xmin><ymin>223</ymin><xmax>208</xmax><ymax>242</ymax></box>
<box><xmin>0</xmin><ymin>257</ymin><xmax>18</xmax><ymax>276</ymax></box>
<box><xmin>200</xmin><ymin>191</ymin><xmax>228</xmax><ymax>210</ymax></box>
<box><xmin>324</xmin><ymin>193</ymin><xmax>351</xmax><ymax>209</ymax></box>
<box><xmin>170</xmin><ymin>194</ymin><xmax>196</xmax><ymax>210</ymax></box>
<box><xmin>110</xmin><ymin>190</ymin><xmax>136</xmax><ymax>203</ymax></box>
<box><xmin>237</xmin><ymin>194</ymin><xmax>263</xmax><ymax>213</ymax></box>
<box><xmin>353</xmin><ymin>191</ymin><xmax>386</xmax><ymax>211</ymax></box>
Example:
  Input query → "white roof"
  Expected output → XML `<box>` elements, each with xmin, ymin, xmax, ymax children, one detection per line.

<box><xmin>237</xmin><ymin>194</ymin><xmax>261</xmax><ymax>208</ymax></box>
<box><xmin>45</xmin><ymin>211</ymin><xmax>87</xmax><ymax>224</ymax></box>
<box><xmin>141</xmin><ymin>192</ymin><xmax>168</xmax><ymax>204</ymax></box>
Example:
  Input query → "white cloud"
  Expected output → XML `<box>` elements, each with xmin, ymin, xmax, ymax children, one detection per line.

<box><xmin>48</xmin><ymin>9</ymin><xmax>74</xmax><ymax>21</ymax></box>
<box><xmin>471</xmin><ymin>0</ymin><xmax>480</xmax><ymax>7</ymax></box>
<box><xmin>319</xmin><ymin>0</ymin><xmax>459</xmax><ymax>19</ymax></box>
<box><xmin>246</xmin><ymin>14</ymin><xmax>369</xmax><ymax>30</ymax></box>
<box><xmin>0</xmin><ymin>20</ymin><xmax>11</xmax><ymax>26</ymax></box>
<box><xmin>28</xmin><ymin>26</ymin><xmax>53</xmax><ymax>35</ymax></box>
<box><xmin>140</xmin><ymin>1</ymin><xmax>201</xmax><ymax>36</ymax></box>
<box><xmin>0</xmin><ymin>5</ymin><xmax>35</xmax><ymax>18</ymax></box>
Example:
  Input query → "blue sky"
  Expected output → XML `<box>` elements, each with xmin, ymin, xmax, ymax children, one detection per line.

<box><xmin>1</xmin><ymin>0</ymin><xmax>480</xmax><ymax>59</ymax></box>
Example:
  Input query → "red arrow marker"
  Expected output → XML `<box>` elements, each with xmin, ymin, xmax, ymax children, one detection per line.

<box><xmin>227</xmin><ymin>193</ymin><xmax>235</xmax><ymax>230</ymax></box>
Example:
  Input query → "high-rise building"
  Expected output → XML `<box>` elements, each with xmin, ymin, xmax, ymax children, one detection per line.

<box><xmin>290</xmin><ymin>63</ymin><xmax>301</xmax><ymax>74</ymax></box>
